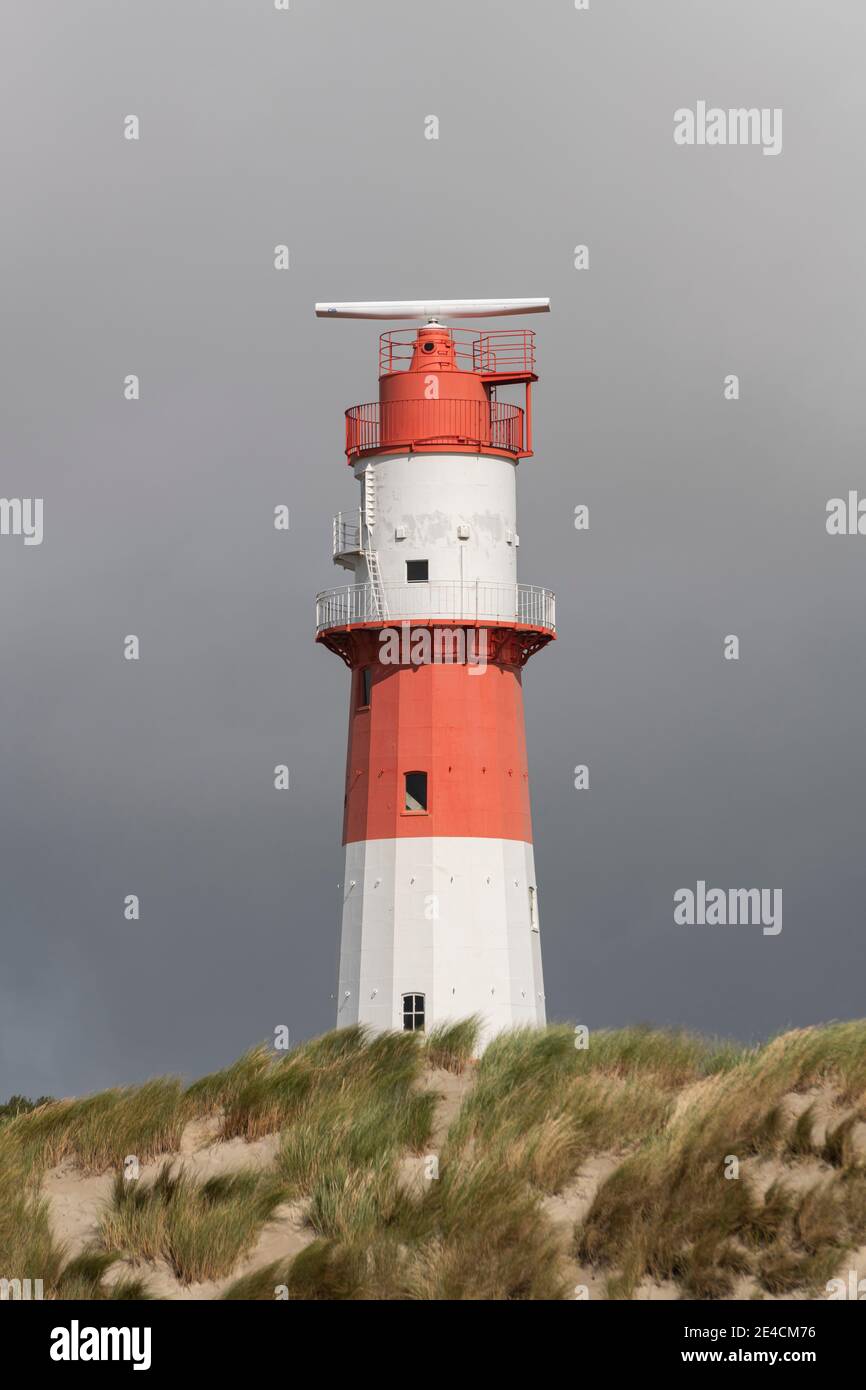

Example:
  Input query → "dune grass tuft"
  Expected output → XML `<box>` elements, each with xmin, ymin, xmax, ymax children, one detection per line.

<box><xmin>183</xmin><ymin>1045</ymin><xmax>272</xmax><ymax>1114</ymax></box>
<box><xmin>100</xmin><ymin>1163</ymin><xmax>288</xmax><ymax>1284</ymax></box>
<box><xmin>276</xmin><ymin>1150</ymin><xmax>569</xmax><ymax>1301</ymax></box>
<box><xmin>443</xmin><ymin>1025</ymin><xmax>686</xmax><ymax>1196</ymax></box>
<box><xmin>424</xmin><ymin>1017</ymin><xmax>480</xmax><ymax>1073</ymax></box>
<box><xmin>221</xmin><ymin>1027</ymin><xmax>424</xmax><ymax>1142</ymax></box>
<box><xmin>4</xmin><ymin>1080</ymin><xmax>190</xmax><ymax>1173</ymax></box>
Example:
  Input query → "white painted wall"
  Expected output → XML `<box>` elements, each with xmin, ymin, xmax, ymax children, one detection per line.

<box><xmin>351</xmin><ymin>451</ymin><xmax>519</xmax><ymax>589</ymax></box>
<box><xmin>337</xmin><ymin>835</ymin><xmax>546</xmax><ymax>1048</ymax></box>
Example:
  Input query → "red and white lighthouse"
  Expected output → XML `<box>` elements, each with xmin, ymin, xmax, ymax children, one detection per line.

<box><xmin>314</xmin><ymin>298</ymin><xmax>555</xmax><ymax>1046</ymax></box>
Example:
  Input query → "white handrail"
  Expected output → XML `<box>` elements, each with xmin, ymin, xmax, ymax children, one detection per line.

<box><xmin>315</xmin><ymin>580</ymin><xmax>555</xmax><ymax>634</ymax></box>
<box><xmin>332</xmin><ymin>509</ymin><xmax>363</xmax><ymax>559</ymax></box>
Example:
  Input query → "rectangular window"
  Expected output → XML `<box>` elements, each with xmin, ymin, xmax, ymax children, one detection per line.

<box><xmin>404</xmin><ymin>771</ymin><xmax>428</xmax><ymax>813</ymax></box>
<box><xmin>406</xmin><ymin>560</ymin><xmax>428</xmax><ymax>583</ymax></box>
<box><xmin>358</xmin><ymin>667</ymin><xmax>372</xmax><ymax>707</ymax></box>
<box><xmin>402</xmin><ymin>993</ymin><xmax>425</xmax><ymax>1031</ymax></box>
<box><xmin>529</xmin><ymin>885</ymin><xmax>538</xmax><ymax>931</ymax></box>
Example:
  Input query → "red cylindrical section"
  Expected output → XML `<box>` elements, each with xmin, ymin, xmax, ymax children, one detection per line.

<box><xmin>342</xmin><ymin>651</ymin><xmax>532</xmax><ymax>846</ymax></box>
<box><xmin>377</xmin><ymin>326</ymin><xmax>491</xmax><ymax>449</ymax></box>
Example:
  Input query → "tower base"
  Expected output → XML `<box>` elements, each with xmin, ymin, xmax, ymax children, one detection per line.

<box><xmin>337</xmin><ymin>835</ymin><xmax>546</xmax><ymax>1049</ymax></box>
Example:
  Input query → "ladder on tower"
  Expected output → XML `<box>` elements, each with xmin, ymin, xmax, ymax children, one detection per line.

<box><xmin>362</xmin><ymin>467</ymin><xmax>389</xmax><ymax>620</ymax></box>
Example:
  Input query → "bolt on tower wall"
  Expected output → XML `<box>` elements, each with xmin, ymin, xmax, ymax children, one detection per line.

<box><xmin>314</xmin><ymin>299</ymin><xmax>555</xmax><ymax>1048</ymax></box>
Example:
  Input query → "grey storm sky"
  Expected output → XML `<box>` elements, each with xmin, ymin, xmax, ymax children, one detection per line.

<box><xmin>2</xmin><ymin>0</ymin><xmax>865</xmax><ymax>1099</ymax></box>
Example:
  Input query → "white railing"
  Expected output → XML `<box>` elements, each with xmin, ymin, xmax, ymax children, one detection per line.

<box><xmin>332</xmin><ymin>509</ymin><xmax>363</xmax><ymax>561</ymax></box>
<box><xmin>315</xmin><ymin>580</ymin><xmax>556</xmax><ymax>634</ymax></box>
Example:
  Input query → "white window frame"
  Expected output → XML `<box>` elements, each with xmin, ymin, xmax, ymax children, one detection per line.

<box><xmin>402</xmin><ymin>992</ymin><xmax>426</xmax><ymax>1031</ymax></box>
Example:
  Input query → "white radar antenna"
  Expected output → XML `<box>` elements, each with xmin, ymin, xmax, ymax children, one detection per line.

<box><xmin>314</xmin><ymin>298</ymin><xmax>550</xmax><ymax>322</ymax></box>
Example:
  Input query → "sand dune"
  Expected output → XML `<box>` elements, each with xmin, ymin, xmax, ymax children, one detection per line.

<box><xmin>3</xmin><ymin>1022</ymin><xmax>865</xmax><ymax>1300</ymax></box>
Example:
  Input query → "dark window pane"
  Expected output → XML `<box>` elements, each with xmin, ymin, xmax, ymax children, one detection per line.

<box><xmin>406</xmin><ymin>560</ymin><xmax>428</xmax><ymax>583</ymax></box>
<box><xmin>405</xmin><ymin>771</ymin><xmax>428</xmax><ymax>813</ymax></box>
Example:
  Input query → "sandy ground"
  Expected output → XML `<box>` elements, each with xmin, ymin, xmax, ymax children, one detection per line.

<box><xmin>397</xmin><ymin>1066</ymin><xmax>471</xmax><ymax>1193</ymax></box>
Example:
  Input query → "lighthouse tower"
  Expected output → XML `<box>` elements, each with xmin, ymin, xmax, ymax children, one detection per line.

<box><xmin>314</xmin><ymin>298</ymin><xmax>555</xmax><ymax>1047</ymax></box>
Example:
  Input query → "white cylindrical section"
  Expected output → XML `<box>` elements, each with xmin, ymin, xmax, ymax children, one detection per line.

<box><xmin>351</xmin><ymin>451</ymin><xmax>518</xmax><ymax>590</ymax></box>
<box><xmin>337</xmin><ymin>836</ymin><xmax>546</xmax><ymax>1049</ymax></box>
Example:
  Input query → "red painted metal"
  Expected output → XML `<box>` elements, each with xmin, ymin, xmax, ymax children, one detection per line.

<box><xmin>346</xmin><ymin>399</ymin><xmax>524</xmax><ymax>459</ymax></box>
<box><xmin>317</xmin><ymin>620</ymin><xmax>554</xmax><ymax>670</ymax></box>
<box><xmin>341</xmin><ymin>651</ymin><xmax>533</xmax><ymax>846</ymax></box>
<box><xmin>379</xmin><ymin>328</ymin><xmax>537</xmax><ymax>378</ymax></box>
<box><xmin>341</xmin><ymin>325</ymin><xmax>537</xmax><ymax>463</ymax></box>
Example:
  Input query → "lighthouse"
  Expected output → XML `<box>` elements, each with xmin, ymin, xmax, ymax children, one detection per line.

<box><xmin>314</xmin><ymin>298</ymin><xmax>555</xmax><ymax>1047</ymax></box>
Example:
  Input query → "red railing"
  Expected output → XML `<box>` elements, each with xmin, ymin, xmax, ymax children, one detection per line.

<box><xmin>345</xmin><ymin>398</ymin><xmax>525</xmax><ymax>460</ymax></box>
<box><xmin>379</xmin><ymin>329</ymin><xmax>536</xmax><ymax>378</ymax></box>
